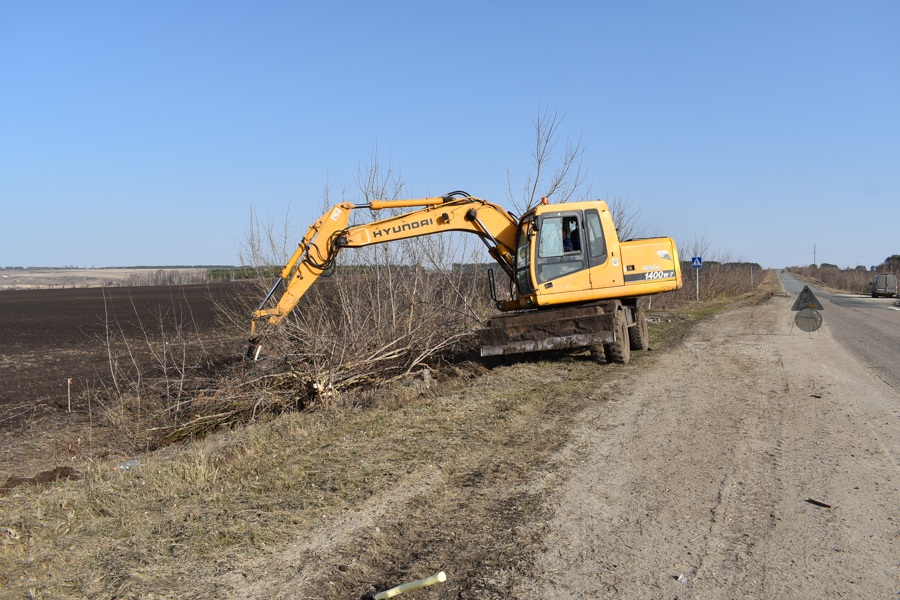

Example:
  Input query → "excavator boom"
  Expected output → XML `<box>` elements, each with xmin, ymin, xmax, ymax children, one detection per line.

<box><xmin>248</xmin><ymin>192</ymin><xmax>518</xmax><ymax>355</ymax></box>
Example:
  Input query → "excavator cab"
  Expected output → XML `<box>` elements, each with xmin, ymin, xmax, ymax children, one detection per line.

<box><xmin>511</xmin><ymin>203</ymin><xmax>620</xmax><ymax>308</ymax></box>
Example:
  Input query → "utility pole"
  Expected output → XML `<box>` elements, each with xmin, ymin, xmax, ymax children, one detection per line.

<box><xmin>813</xmin><ymin>244</ymin><xmax>816</xmax><ymax>267</ymax></box>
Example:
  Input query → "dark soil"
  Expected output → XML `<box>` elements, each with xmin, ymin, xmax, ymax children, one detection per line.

<box><xmin>0</xmin><ymin>283</ymin><xmax>247</xmax><ymax>479</ymax></box>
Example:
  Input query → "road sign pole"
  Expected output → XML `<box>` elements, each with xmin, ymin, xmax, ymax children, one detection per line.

<box><xmin>691</xmin><ymin>257</ymin><xmax>702</xmax><ymax>301</ymax></box>
<box><xmin>695</xmin><ymin>268</ymin><xmax>699</xmax><ymax>301</ymax></box>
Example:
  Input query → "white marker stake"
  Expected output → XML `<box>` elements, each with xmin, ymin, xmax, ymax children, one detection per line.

<box><xmin>67</xmin><ymin>377</ymin><xmax>73</xmax><ymax>412</ymax></box>
<box><xmin>374</xmin><ymin>571</ymin><xmax>447</xmax><ymax>599</ymax></box>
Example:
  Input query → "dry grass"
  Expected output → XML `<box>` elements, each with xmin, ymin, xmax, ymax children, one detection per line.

<box><xmin>1</xmin><ymin>359</ymin><xmax>586</xmax><ymax>598</ymax></box>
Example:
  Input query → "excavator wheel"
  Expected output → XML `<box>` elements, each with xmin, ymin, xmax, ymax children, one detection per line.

<box><xmin>628</xmin><ymin>308</ymin><xmax>649</xmax><ymax>351</ymax></box>
<box><xmin>604</xmin><ymin>310</ymin><xmax>632</xmax><ymax>365</ymax></box>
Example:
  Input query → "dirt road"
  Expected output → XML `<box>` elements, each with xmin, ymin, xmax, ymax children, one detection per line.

<box><xmin>519</xmin><ymin>288</ymin><xmax>898</xmax><ymax>597</ymax></box>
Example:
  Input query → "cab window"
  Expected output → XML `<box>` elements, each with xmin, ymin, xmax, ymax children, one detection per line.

<box><xmin>538</xmin><ymin>217</ymin><xmax>564</xmax><ymax>258</ymax></box>
<box><xmin>585</xmin><ymin>209</ymin><xmax>607</xmax><ymax>267</ymax></box>
<box><xmin>536</xmin><ymin>213</ymin><xmax>586</xmax><ymax>284</ymax></box>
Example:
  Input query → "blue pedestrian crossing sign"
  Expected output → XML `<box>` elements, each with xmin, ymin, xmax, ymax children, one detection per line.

<box><xmin>691</xmin><ymin>257</ymin><xmax>703</xmax><ymax>268</ymax></box>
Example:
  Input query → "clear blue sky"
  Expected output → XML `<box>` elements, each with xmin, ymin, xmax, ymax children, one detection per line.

<box><xmin>2</xmin><ymin>1</ymin><xmax>898</xmax><ymax>269</ymax></box>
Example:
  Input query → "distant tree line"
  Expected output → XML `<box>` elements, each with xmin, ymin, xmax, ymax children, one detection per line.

<box><xmin>122</xmin><ymin>269</ymin><xmax>209</xmax><ymax>287</ymax></box>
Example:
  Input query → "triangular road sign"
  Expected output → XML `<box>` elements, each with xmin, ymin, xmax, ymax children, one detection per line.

<box><xmin>791</xmin><ymin>285</ymin><xmax>824</xmax><ymax>311</ymax></box>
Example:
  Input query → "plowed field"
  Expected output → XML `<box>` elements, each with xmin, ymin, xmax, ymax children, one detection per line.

<box><xmin>0</xmin><ymin>283</ymin><xmax>243</xmax><ymax>479</ymax></box>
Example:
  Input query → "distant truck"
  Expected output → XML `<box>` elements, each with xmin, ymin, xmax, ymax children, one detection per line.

<box><xmin>870</xmin><ymin>274</ymin><xmax>898</xmax><ymax>298</ymax></box>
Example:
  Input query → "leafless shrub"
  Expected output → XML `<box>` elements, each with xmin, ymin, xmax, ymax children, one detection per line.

<box><xmin>608</xmin><ymin>196</ymin><xmax>649</xmax><ymax>241</ymax></box>
<box><xmin>88</xmin><ymin>289</ymin><xmax>225</xmax><ymax>449</ymax></box>
<box><xmin>650</xmin><ymin>261</ymin><xmax>766</xmax><ymax>310</ymax></box>
<box><xmin>203</xmin><ymin>156</ymin><xmax>494</xmax><ymax>429</ymax></box>
<box><xmin>649</xmin><ymin>233</ymin><xmax>766</xmax><ymax>309</ymax></box>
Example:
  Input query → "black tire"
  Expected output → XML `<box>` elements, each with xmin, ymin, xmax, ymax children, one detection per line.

<box><xmin>605</xmin><ymin>310</ymin><xmax>632</xmax><ymax>364</ymax></box>
<box><xmin>628</xmin><ymin>308</ymin><xmax>649</xmax><ymax>351</ymax></box>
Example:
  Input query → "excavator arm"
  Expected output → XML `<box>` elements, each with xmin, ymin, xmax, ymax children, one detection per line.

<box><xmin>248</xmin><ymin>192</ymin><xmax>518</xmax><ymax>358</ymax></box>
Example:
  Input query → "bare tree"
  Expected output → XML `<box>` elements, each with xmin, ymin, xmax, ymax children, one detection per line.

<box><xmin>608</xmin><ymin>195</ymin><xmax>649</xmax><ymax>241</ymax></box>
<box><xmin>239</xmin><ymin>204</ymin><xmax>295</xmax><ymax>275</ymax></box>
<box><xmin>683</xmin><ymin>231</ymin><xmax>734</xmax><ymax>265</ymax></box>
<box><xmin>507</xmin><ymin>104</ymin><xmax>590</xmax><ymax>214</ymax></box>
<box><xmin>506</xmin><ymin>105</ymin><xmax>656</xmax><ymax>247</ymax></box>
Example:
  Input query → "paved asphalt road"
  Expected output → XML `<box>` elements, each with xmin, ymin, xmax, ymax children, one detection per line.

<box><xmin>778</xmin><ymin>271</ymin><xmax>900</xmax><ymax>391</ymax></box>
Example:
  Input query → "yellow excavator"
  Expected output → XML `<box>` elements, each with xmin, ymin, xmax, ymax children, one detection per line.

<box><xmin>249</xmin><ymin>191</ymin><xmax>682</xmax><ymax>363</ymax></box>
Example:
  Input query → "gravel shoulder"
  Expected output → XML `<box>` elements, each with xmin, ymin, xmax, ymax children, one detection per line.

<box><xmin>519</xmin><ymin>287</ymin><xmax>899</xmax><ymax>598</ymax></box>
